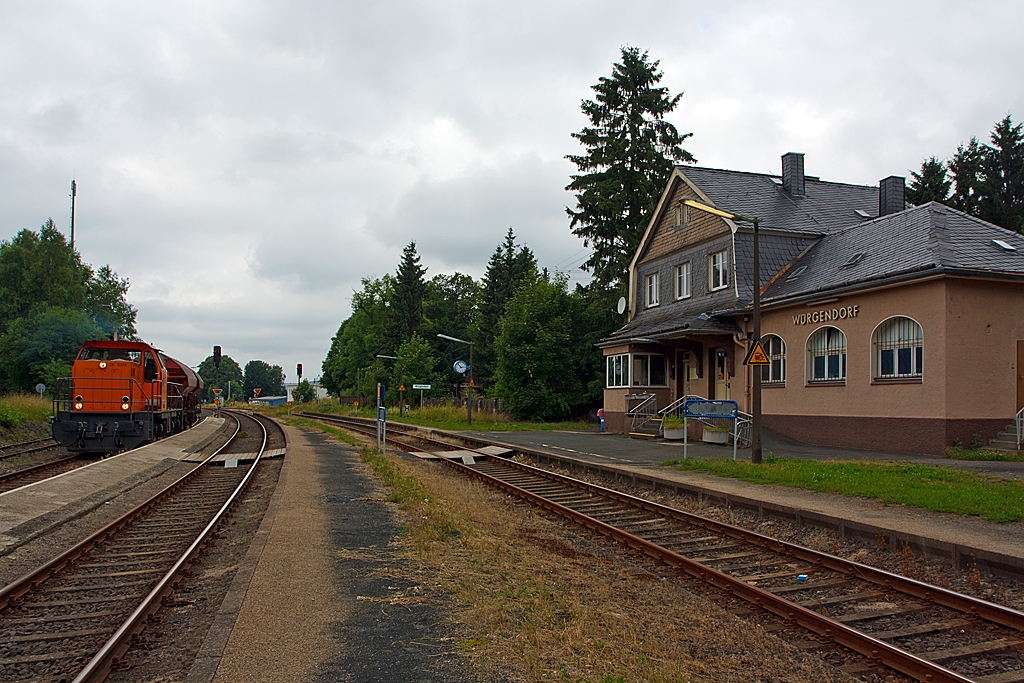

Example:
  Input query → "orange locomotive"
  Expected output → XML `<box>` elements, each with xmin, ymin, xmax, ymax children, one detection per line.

<box><xmin>52</xmin><ymin>340</ymin><xmax>203</xmax><ymax>453</ymax></box>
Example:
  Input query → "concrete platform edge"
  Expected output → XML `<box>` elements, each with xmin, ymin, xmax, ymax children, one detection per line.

<box><xmin>184</xmin><ymin>419</ymin><xmax>291</xmax><ymax>683</ymax></box>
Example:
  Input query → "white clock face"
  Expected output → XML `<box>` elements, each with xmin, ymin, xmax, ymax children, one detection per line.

<box><xmin>453</xmin><ymin>360</ymin><xmax>468</xmax><ymax>374</ymax></box>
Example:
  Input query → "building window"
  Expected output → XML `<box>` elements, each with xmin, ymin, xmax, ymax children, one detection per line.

<box><xmin>759</xmin><ymin>334</ymin><xmax>786</xmax><ymax>384</ymax></box>
<box><xmin>709</xmin><ymin>250</ymin><xmax>729</xmax><ymax>291</ymax></box>
<box><xmin>606</xmin><ymin>354</ymin><xmax>629</xmax><ymax>388</ymax></box>
<box><xmin>807</xmin><ymin>327</ymin><xmax>847</xmax><ymax>383</ymax></box>
<box><xmin>646</xmin><ymin>273</ymin><xmax>660</xmax><ymax>307</ymax></box>
<box><xmin>632</xmin><ymin>354</ymin><xmax>668</xmax><ymax>387</ymax></box>
<box><xmin>674</xmin><ymin>203</ymin><xmax>690</xmax><ymax>229</ymax></box>
<box><xmin>674</xmin><ymin>262</ymin><xmax>691</xmax><ymax>299</ymax></box>
<box><xmin>873</xmin><ymin>316</ymin><xmax>923</xmax><ymax>379</ymax></box>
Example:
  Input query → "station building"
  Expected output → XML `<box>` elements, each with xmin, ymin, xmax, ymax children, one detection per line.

<box><xmin>599</xmin><ymin>153</ymin><xmax>1024</xmax><ymax>455</ymax></box>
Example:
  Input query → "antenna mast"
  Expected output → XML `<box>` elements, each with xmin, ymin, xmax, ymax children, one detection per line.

<box><xmin>69</xmin><ymin>179</ymin><xmax>77</xmax><ymax>250</ymax></box>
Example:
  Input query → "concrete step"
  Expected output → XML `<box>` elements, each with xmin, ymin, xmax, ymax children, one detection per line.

<box><xmin>628</xmin><ymin>431</ymin><xmax>660</xmax><ymax>440</ymax></box>
<box><xmin>987</xmin><ymin>438</ymin><xmax>1022</xmax><ymax>453</ymax></box>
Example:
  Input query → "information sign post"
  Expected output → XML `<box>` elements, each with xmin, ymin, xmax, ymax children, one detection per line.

<box><xmin>682</xmin><ymin>398</ymin><xmax>740</xmax><ymax>461</ymax></box>
<box><xmin>412</xmin><ymin>384</ymin><xmax>431</xmax><ymax>409</ymax></box>
<box><xmin>376</xmin><ymin>383</ymin><xmax>387</xmax><ymax>454</ymax></box>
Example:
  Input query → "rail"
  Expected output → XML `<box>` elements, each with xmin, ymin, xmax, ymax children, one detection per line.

<box><xmin>74</xmin><ymin>410</ymin><xmax>268</xmax><ymax>682</ymax></box>
<box><xmin>305</xmin><ymin>412</ymin><xmax>989</xmax><ymax>683</ymax></box>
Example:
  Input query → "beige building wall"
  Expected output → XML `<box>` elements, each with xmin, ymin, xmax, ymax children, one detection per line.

<box><xmin>759</xmin><ymin>278</ymin><xmax>946</xmax><ymax>419</ymax></box>
<box><xmin>944</xmin><ymin>278</ymin><xmax>1024</xmax><ymax>419</ymax></box>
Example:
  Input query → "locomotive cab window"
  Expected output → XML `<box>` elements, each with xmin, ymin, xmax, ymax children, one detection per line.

<box><xmin>144</xmin><ymin>354</ymin><xmax>158</xmax><ymax>381</ymax></box>
<box><xmin>79</xmin><ymin>348</ymin><xmax>141</xmax><ymax>363</ymax></box>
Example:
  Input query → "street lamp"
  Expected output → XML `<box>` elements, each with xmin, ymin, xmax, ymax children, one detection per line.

<box><xmin>682</xmin><ymin>198</ymin><xmax>763</xmax><ymax>464</ymax></box>
<box><xmin>437</xmin><ymin>333</ymin><xmax>473</xmax><ymax>426</ymax></box>
<box><xmin>376</xmin><ymin>354</ymin><xmax>405</xmax><ymax>410</ymax></box>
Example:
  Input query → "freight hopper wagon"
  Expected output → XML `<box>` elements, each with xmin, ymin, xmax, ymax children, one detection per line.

<box><xmin>52</xmin><ymin>340</ymin><xmax>203</xmax><ymax>453</ymax></box>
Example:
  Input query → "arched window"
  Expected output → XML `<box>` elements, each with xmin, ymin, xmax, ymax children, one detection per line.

<box><xmin>807</xmin><ymin>327</ymin><xmax>846</xmax><ymax>383</ymax></box>
<box><xmin>873</xmin><ymin>316</ymin><xmax>923</xmax><ymax>380</ymax></box>
<box><xmin>759</xmin><ymin>334</ymin><xmax>786</xmax><ymax>384</ymax></box>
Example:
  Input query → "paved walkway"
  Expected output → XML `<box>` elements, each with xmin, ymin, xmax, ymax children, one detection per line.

<box><xmin>209</xmin><ymin>424</ymin><xmax>477</xmax><ymax>683</ymax></box>
<box><xmin>461</xmin><ymin>427</ymin><xmax>1024</xmax><ymax>479</ymax></box>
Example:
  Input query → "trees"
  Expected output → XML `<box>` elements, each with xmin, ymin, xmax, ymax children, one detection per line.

<box><xmin>906</xmin><ymin>157</ymin><xmax>951</xmax><ymax>205</ymax></box>
<box><xmin>242</xmin><ymin>360</ymin><xmax>285</xmax><ymax>400</ymax></box>
<box><xmin>947</xmin><ymin>115</ymin><xmax>1024</xmax><ymax>233</ymax></box>
<box><xmin>421</xmin><ymin>272</ymin><xmax>481</xmax><ymax>391</ymax></box>
<box><xmin>978</xmin><ymin>115</ymin><xmax>1024</xmax><ymax>233</ymax></box>
<box><xmin>475</xmin><ymin>229</ymin><xmax>536</xmax><ymax>387</ymax></box>
<box><xmin>0</xmin><ymin>309</ymin><xmax>102</xmax><ymax>392</ymax></box>
<box><xmin>0</xmin><ymin>220</ymin><xmax>137</xmax><ymax>392</ymax></box>
<box><xmin>295</xmin><ymin>379</ymin><xmax>315</xmax><ymax>403</ymax></box>
<box><xmin>385</xmin><ymin>241</ymin><xmax>427</xmax><ymax>352</ymax></box>
<box><xmin>566</xmin><ymin>46</ymin><xmax>695</xmax><ymax>291</ymax></box>
<box><xmin>320</xmin><ymin>275</ymin><xmax>392</xmax><ymax>397</ymax></box>
<box><xmin>493</xmin><ymin>275</ymin><xmax>593</xmax><ymax>421</ymax></box>
<box><xmin>197</xmin><ymin>353</ymin><xmax>244</xmax><ymax>402</ymax></box>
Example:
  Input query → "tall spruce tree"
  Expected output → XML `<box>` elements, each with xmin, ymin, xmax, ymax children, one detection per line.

<box><xmin>906</xmin><ymin>157</ymin><xmax>951</xmax><ymax>205</ymax></box>
<box><xmin>947</xmin><ymin>115</ymin><xmax>1024</xmax><ymax>233</ymax></box>
<box><xmin>475</xmin><ymin>229</ymin><xmax>537</xmax><ymax>387</ymax></box>
<box><xmin>385</xmin><ymin>241</ymin><xmax>427</xmax><ymax>352</ymax></box>
<box><xmin>566</xmin><ymin>46</ymin><xmax>695</xmax><ymax>291</ymax></box>
<box><xmin>978</xmin><ymin>115</ymin><xmax>1024</xmax><ymax>233</ymax></box>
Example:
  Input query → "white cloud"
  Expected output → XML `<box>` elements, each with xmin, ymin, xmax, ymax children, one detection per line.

<box><xmin>1</xmin><ymin>0</ymin><xmax>1023</xmax><ymax>378</ymax></box>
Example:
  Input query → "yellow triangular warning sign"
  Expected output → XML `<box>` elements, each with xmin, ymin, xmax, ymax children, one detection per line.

<box><xmin>744</xmin><ymin>339</ymin><xmax>771</xmax><ymax>366</ymax></box>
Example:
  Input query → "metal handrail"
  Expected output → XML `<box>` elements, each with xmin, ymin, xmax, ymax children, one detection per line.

<box><xmin>661</xmin><ymin>394</ymin><xmax>753</xmax><ymax>448</ymax></box>
<box><xmin>1017</xmin><ymin>405</ymin><xmax>1023</xmax><ymax>450</ymax></box>
<box><xmin>626</xmin><ymin>393</ymin><xmax>658</xmax><ymax>434</ymax></box>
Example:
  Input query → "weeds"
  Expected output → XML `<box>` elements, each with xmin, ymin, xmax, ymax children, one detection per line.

<box><xmin>293</xmin><ymin>398</ymin><xmax>594</xmax><ymax>432</ymax></box>
<box><xmin>945</xmin><ymin>445</ymin><xmax>1024</xmax><ymax>462</ymax></box>
<box><xmin>0</xmin><ymin>393</ymin><xmax>51</xmax><ymax>427</ymax></box>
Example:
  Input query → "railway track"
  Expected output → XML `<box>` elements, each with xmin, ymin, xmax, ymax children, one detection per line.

<box><xmin>0</xmin><ymin>455</ymin><xmax>84</xmax><ymax>494</ymax></box>
<box><xmin>0</xmin><ymin>409</ymin><xmax>283</xmax><ymax>683</ymax></box>
<box><xmin>304</xmin><ymin>412</ymin><xmax>1024</xmax><ymax>683</ymax></box>
<box><xmin>0</xmin><ymin>437</ymin><xmax>60</xmax><ymax>461</ymax></box>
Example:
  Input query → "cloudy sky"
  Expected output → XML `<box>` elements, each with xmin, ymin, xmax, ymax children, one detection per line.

<box><xmin>2</xmin><ymin>1</ymin><xmax>1022</xmax><ymax>379</ymax></box>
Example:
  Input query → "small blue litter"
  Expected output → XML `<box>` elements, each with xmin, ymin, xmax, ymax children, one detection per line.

<box><xmin>797</xmin><ymin>574</ymin><xmax>808</xmax><ymax>581</ymax></box>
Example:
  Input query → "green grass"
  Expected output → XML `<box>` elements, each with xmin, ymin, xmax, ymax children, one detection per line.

<box><xmin>0</xmin><ymin>393</ymin><xmax>52</xmax><ymax>427</ymax></box>
<box><xmin>294</xmin><ymin>398</ymin><xmax>595</xmax><ymax>432</ymax></box>
<box><xmin>945</xmin><ymin>445</ymin><xmax>1024</xmax><ymax>461</ymax></box>
<box><xmin>660</xmin><ymin>456</ymin><xmax>1024</xmax><ymax>522</ymax></box>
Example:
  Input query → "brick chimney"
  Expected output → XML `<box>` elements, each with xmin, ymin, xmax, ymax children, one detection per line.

<box><xmin>878</xmin><ymin>176</ymin><xmax>906</xmax><ymax>217</ymax></box>
<box><xmin>782</xmin><ymin>153</ymin><xmax>805</xmax><ymax>196</ymax></box>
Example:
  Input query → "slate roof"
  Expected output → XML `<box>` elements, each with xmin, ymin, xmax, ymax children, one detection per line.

<box><xmin>734</xmin><ymin>231</ymin><xmax>817</xmax><ymax>306</ymax></box>
<box><xmin>599</xmin><ymin>307</ymin><xmax>741</xmax><ymax>346</ymax></box>
<box><xmin>681</xmin><ymin>166</ymin><xmax>880</xmax><ymax>234</ymax></box>
<box><xmin>761</xmin><ymin>203</ymin><xmax>1024</xmax><ymax>304</ymax></box>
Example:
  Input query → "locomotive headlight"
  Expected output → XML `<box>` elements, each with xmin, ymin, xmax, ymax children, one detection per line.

<box><xmin>75</xmin><ymin>402</ymin><xmax>83</xmax><ymax>410</ymax></box>
<box><xmin>99</xmin><ymin>361</ymin><xmax>107</xmax><ymax>369</ymax></box>
<box><xmin>121</xmin><ymin>396</ymin><xmax>130</xmax><ymax>410</ymax></box>
<box><xmin>121</xmin><ymin>403</ymin><xmax>130</xmax><ymax>410</ymax></box>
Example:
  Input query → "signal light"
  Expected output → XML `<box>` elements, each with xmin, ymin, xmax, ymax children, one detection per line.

<box><xmin>213</xmin><ymin>346</ymin><xmax>222</xmax><ymax>368</ymax></box>
<box><xmin>297</xmin><ymin>363</ymin><xmax>302</xmax><ymax>380</ymax></box>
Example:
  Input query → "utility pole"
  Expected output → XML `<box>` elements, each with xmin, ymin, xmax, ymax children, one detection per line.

<box><xmin>69</xmin><ymin>179</ymin><xmax>77</xmax><ymax>250</ymax></box>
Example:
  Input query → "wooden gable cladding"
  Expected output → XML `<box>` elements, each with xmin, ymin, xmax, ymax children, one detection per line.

<box><xmin>637</xmin><ymin>176</ymin><xmax>733</xmax><ymax>265</ymax></box>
